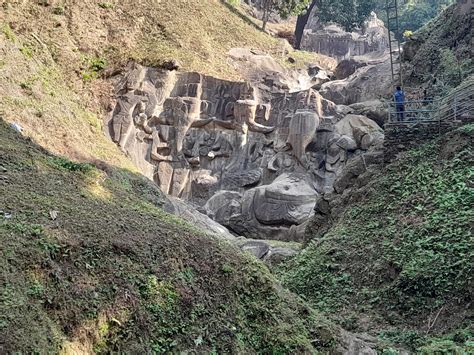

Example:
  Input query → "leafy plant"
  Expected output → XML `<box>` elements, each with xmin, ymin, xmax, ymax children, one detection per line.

<box><xmin>98</xmin><ymin>2</ymin><xmax>114</xmax><ymax>9</ymax></box>
<box><xmin>49</xmin><ymin>156</ymin><xmax>94</xmax><ymax>173</ymax></box>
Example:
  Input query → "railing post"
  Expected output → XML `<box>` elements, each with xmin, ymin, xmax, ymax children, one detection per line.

<box><xmin>454</xmin><ymin>96</ymin><xmax>458</xmax><ymax>121</ymax></box>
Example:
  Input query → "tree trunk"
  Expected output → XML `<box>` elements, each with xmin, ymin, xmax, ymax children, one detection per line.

<box><xmin>261</xmin><ymin>0</ymin><xmax>272</xmax><ymax>32</ymax></box>
<box><xmin>294</xmin><ymin>0</ymin><xmax>318</xmax><ymax>49</ymax></box>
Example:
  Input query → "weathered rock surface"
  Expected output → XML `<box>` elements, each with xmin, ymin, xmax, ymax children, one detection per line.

<box><xmin>319</xmin><ymin>60</ymin><xmax>393</xmax><ymax>105</ymax></box>
<box><xmin>164</xmin><ymin>196</ymin><xmax>236</xmax><ymax>240</ymax></box>
<box><xmin>306</xmin><ymin>143</ymin><xmax>384</xmax><ymax>241</ymax></box>
<box><xmin>334</xmin><ymin>51</ymin><xmax>390</xmax><ymax>80</ymax></box>
<box><xmin>107</xmin><ymin>62</ymin><xmax>385</xmax><ymax>241</ymax></box>
<box><xmin>349</xmin><ymin>100</ymin><xmax>388</xmax><ymax>128</ymax></box>
<box><xmin>236</xmin><ymin>238</ymin><xmax>301</xmax><ymax>266</ymax></box>
<box><xmin>301</xmin><ymin>12</ymin><xmax>388</xmax><ymax>62</ymax></box>
<box><xmin>228</xmin><ymin>47</ymin><xmax>335</xmax><ymax>95</ymax></box>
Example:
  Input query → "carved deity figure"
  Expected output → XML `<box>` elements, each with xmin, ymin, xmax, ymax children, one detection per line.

<box><xmin>286</xmin><ymin>110</ymin><xmax>320</xmax><ymax>164</ymax></box>
<box><xmin>214</xmin><ymin>86</ymin><xmax>274</xmax><ymax>136</ymax></box>
<box><xmin>112</xmin><ymin>89</ymin><xmax>147</xmax><ymax>150</ymax></box>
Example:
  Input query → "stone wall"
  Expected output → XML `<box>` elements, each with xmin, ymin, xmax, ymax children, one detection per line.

<box><xmin>301</xmin><ymin>12</ymin><xmax>388</xmax><ymax>62</ymax></box>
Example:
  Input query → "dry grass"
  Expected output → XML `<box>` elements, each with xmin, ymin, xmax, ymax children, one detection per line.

<box><xmin>0</xmin><ymin>0</ymin><xmax>286</xmax><ymax>165</ymax></box>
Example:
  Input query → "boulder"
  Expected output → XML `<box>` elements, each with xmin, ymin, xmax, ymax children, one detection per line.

<box><xmin>203</xmin><ymin>190</ymin><xmax>243</xmax><ymax>226</ymax></box>
<box><xmin>320</xmin><ymin>60</ymin><xmax>393</xmax><ymax>105</ymax></box>
<box><xmin>333</xmin><ymin>150</ymin><xmax>383</xmax><ymax>193</ymax></box>
<box><xmin>240</xmin><ymin>240</ymin><xmax>270</xmax><ymax>259</ymax></box>
<box><xmin>334</xmin><ymin>59</ymin><xmax>367</xmax><ymax>80</ymax></box>
<box><xmin>349</xmin><ymin>100</ymin><xmax>388</xmax><ymax>127</ymax></box>
<box><xmin>164</xmin><ymin>196</ymin><xmax>236</xmax><ymax>240</ymax></box>
<box><xmin>253</xmin><ymin>173</ymin><xmax>318</xmax><ymax>226</ymax></box>
<box><xmin>264</xmin><ymin>247</ymin><xmax>298</xmax><ymax>266</ymax></box>
<box><xmin>335</xmin><ymin>114</ymin><xmax>384</xmax><ymax>149</ymax></box>
<box><xmin>335</xmin><ymin>51</ymin><xmax>390</xmax><ymax>80</ymax></box>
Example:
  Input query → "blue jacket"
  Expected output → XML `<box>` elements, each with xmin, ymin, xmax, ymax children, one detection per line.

<box><xmin>394</xmin><ymin>90</ymin><xmax>405</xmax><ymax>105</ymax></box>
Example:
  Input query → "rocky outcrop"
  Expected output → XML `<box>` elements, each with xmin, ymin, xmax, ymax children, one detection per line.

<box><xmin>236</xmin><ymin>238</ymin><xmax>301</xmax><ymax>267</ymax></box>
<box><xmin>402</xmin><ymin>1</ymin><xmax>473</xmax><ymax>87</ymax></box>
<box><xmin>301</xmin><ymin>12</ymin><xmax>388</xmax><ymax>62</ymax></box>
<box><xmin>307</xmin><ymin>144</ymin><xmax>384</xmax><ymax>241</ymax></box>
<box><xmin>228</xmin><ymin>47</ymin><xmax>336</xmax><ymax>95</ymax></box>
<box><xmin>164</xmin><ymin>196</ymin><xmax>236</xmax><ymax>240</ymax></box>
<box><xmin>107</xmin><ymin>62</ymin><xmax>384</xmax><ymax>241</ymax></box>
<box><xmin>334</xmin><ymin>51</ymin><xmax>389</xmax><ymax>80</ymax></box>
<box><xmin>348</xmin><ymin>100</ymin><xmax>388</xmax><ymax>128</ymax></box>
<box><xmin>319</xmin><ymin>60</ymin><xmax>393</xmax><ymax>105</ymax></box>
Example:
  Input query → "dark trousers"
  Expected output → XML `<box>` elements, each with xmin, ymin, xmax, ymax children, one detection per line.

<box><xmin>396</xmin><ymin>105</ymin><xmax>405</xmax><ymax>121</ymax></box>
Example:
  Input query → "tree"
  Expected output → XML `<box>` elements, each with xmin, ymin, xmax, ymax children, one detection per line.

<box><xmin>260</xmin><ymin>0</ymin><xmax>311</xmax><ymax>31</ymax></box>
<box><xmin>294</xmin><ymin>0</ymin><xmax>377</xmax><ymax>49</ymax></box>
<box><xmin>375</xmin><ymin>0</ymin><xmax>454</xmax><ymax>40</ymax></box>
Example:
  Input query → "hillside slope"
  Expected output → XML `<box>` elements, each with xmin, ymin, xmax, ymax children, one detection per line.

<box><xmin>403</xmin><ymin>1</ymin><xmax>473</xmax><ymax>91</ymax></box>
<box><xmin>280</xmin><ymin>124</ymin><xmax>474</xmax><ymax>352</ymax></box>
<box><xmin>0</xmin><ymin>0</ymin><xmax>290</xmax><ymax>167</ymax></box>
<box><xmin>0</xmin><ymin>119</ymin><xmax>345</xmax><ymax>353</ymax></box>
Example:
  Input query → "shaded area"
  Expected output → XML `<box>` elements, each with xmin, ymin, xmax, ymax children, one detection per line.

<box><xmin>279</xmin><ymin>124</ymin><xmax>474</xmax><ymax>352</ymax></box>
<box><xmin>0</xmin><ymin>119</ymin><xmax>339</xmax><ymax>353</ymax></box>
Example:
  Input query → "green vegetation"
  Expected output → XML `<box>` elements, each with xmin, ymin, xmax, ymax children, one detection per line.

<box><xmin>402</xmin><ymin>2</ymin><xmax>472</xmax><ymax>91</ymax></box>
<box><xmin>81</xmin><ymin>56</ymin><xmax>108</xmax><ymax>81</ymax></box>
<box><xmin>0</xmin><ymin>120</ymin><xmax>342</xmax><ymax>353</ymax></box>
<box><xmin>295</xmin><ymin>0</ymin><xmax>377</xmax><ymax>48</ymax></box>
<box><xmin>279</xmin><ymin>125</ymin><xmax>474</xmax><ymax>351</ymax></box>
<box><xmin>0</xmin><ymin>0</ymin><xmax>313</xmax><ymax>170</ymax></box>
<box><xmin>98</xmin><ymin>2</ymin><xmax>114</xmax><ymax>9</ymax></box>
<box><xmin>377</xmin><ymin>0</ymin><xmax>454</xmax><ymax>37</ymax></box>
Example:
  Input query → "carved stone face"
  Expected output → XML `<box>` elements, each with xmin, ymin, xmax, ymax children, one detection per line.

<box><xmin>239</xmin><ymin>84</ymin><xmax>255</xmax><ymax>100</ymax></box>
<box><xmin>253</xmin><ymin>173</ymin><xmax>318</xmax><ymax>226</ymax></box>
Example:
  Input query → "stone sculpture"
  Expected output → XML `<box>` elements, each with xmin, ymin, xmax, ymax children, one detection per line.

<box><xmin>108</xmin><ymin>63</ymin><xmax>384</xmax><ymax>241</ymax></box>
<box><xmin>286</xmin><ymin>110</ymin><xmax>320</xmax><ymax>163</ymax></box>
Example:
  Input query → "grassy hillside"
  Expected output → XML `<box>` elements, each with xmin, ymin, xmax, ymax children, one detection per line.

<box><xmin>0</xmin><ymin>119</ymin><xmax>344</xmax><ymax>353</ymax></box>
<box><xmin>0</xmin><ymin>0</ymin><xmax>299</xmax><ymax>166</ymax></box>
<box><xmin>403</xmin><ymin>2</ymin><xmax>473</xmax><ymax>92</ymax></box>
<box><xmin>279</xmin><ymin>125</ymin><xmax>474</xmax><ymax>352</ymax></box>
<box><xmin>0</xmin><ymin>0</ymin><xmax>329</xmax><ymax>169</ymax></box>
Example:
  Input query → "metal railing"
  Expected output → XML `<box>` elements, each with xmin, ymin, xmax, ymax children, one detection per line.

<box><xmin>387</xmin><ymin>99</ymin><xmax>438</xmax><ymax>122</ymax></box>
<box><xmin>387</xmin><ymin>80</ymin><xmax>474</xmax><ymax>123</ymax></box>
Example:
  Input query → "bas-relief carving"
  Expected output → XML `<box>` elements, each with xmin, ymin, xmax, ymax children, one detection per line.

<box><xmin>109</xmin><ymin>64</ymin><xmax>383</xmax><ymax>241</ymax></box>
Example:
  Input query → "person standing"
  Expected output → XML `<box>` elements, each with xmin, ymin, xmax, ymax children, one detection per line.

<box><xmin>394</xmin><ymin>86</ymin><xmax>406</xmax><ymax>121</ymax></box>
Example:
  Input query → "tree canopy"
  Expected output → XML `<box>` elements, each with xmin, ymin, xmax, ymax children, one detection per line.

<box><xmin>374</xmin><ymin>0</ymin><xmax>454</xmax><ymax>39</ymax></box>
<box><xmin>260</xmin><ymin>0</ymin><xmax>312</xmax><ymax>31</ymax></box>
<box><xmin>317</xmin><ymin>0</ymin><xmax>378</xmax><ymax>31</ymax></box>
<box><xmin>294</xmin><ymin>0</ymin><xmax>377</xmax><ymax>48</ymax></box>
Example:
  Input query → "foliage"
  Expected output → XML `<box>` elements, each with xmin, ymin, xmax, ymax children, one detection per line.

<box><xmin>260</xmin><ymin>0</ymin><xmax>312</xmax><ymax>30</ymax></box>
<box><xmin>98</xmin><ymin>2</ymin><xmax>114</xmax><ymax>9</ymax></box>
<box><xmin>294</xmin><ymin>0</ymin><xmax>377</xmax><ymax>48</ymax></box>
<box><xmin>436</xmin><ymin>49</ymin><xmax>466</xmax><ymax>89</ymax></box>
<box><xmin>226</xmin><ymin>0</ymin><xmax>240</xmax><ymax>6</ymax></box>
<box><xmin>2</xmin><ymin>23</ymin><xmax>16</xmax><ymax>42</ymax></box>
<box><xmin>0</xmin><ymin>120</ymin><xmax>340</xmax><ymax>353</ymax></box>
<box><xmin>279</xmin><ymin>125</ymin><xmax>474</xmax><ymax>350</ymax></box>
<box><xmin>403</xmin><ymin>30</ymin><xmax>414</xmax><ymax>39</ymax></box>
<box><xmin>316</xmin><ymin>0</ymin><xmax>378</xmax><ymax>32</ymax></box>
<box><xmin>81</xmin><ymin>56</ymin><xmax>107</xmax><ymax>81</ymax></box>
<box><xmin>49</xmin><ymin>156</ymin><xmax>94</xmax><ymax>173</ymax></box>
<box><xmin>377</xmin><ymin>0</ymin><xmax>454</xmax><ymax>38</ymax></box>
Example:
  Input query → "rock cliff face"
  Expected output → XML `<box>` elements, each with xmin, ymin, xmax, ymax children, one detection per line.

<box><xmin>107</xmin><ymin>62</ymin><xmax>384</xmax><ymax>241</ymax></box>
<box><xmin>301</xmin><ymin>12</ymin><xmax>389</xmax><ymax>62</ymax></box>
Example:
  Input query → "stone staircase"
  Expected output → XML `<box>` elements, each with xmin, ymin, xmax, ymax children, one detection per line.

<box><xmin>384</xmin><ymin>78</ymin><xmax>474</xmax><ymax>162</ymax></box>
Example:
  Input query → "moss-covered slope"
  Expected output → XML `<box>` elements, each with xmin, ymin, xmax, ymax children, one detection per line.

<box><xmin>0</xmin><ymin>120</ymin><xmax>342</xmax><ymax>353</ymax></box>
<box><xmin>403</xmin><ymin>2</ymin><xmax>473</xmax><ymax>89</ymax></box>
<box><xmin>280</xmin><ymin>125</ymin><xmax>474</xmax><ymax>352</ymax></box>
